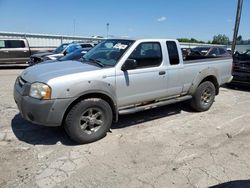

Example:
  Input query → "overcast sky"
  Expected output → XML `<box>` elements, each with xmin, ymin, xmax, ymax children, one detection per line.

<box><xmin>0</xmin><ymin>0</ymin><xmax>249</xmax><ymax>41</ymax></box>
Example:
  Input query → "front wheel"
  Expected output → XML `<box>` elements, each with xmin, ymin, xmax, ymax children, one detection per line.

<box><xmin>64</xmin><ymin>98</ymin><xmax>113</xmax><ymax>144</ymax></box>
<box><xmin>191</xmin><ymin>81</ymin><xmax>216</xmax><ymax>112</ymax></box>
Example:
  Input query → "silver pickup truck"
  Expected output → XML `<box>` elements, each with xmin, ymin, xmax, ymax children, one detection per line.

<box><xmin>14</xmin><ymin>39</ymin><xmax>233</xmax><ymax>144</ymax></box>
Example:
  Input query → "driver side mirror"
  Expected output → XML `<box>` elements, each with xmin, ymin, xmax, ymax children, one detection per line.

<box><xmin>63</xmin><ymin>51</ymin><xmax>67</xmax><ymax>56</ymax></box>
<box><xmin>121</xmin><ymin>59</ymin><xmax>137</xmax><ymax>71</ymax></box>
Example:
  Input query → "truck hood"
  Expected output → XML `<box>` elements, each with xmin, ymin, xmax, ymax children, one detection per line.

<box><xmin>47</xmin><ymin>53</ymin><xmax>64</xmax><ymax>60</ymax></box>
<box><xmin>21</xmin><ymin>60</ymin><xmax>101</xmax><ymax>83</ymax></box>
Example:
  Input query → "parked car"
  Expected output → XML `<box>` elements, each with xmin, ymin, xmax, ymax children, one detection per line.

<box><xmin>14</xmin><ymin>39</ymin><xmax>233</xmax><ymax>144</ymax></box>
<box><xmin>34</xmin><ymin>48</ymin><xmax>92</xmax><ymax>66</ymax></box>
<box><xmin>59</xmin><ymin>47</ymin><xmax>92</xmax><ymax>61</ymax></box>
<box><xmin>79</xmin><ymin>43</ymin><xmax>95</xmax><ymax>48</ymax></box>
<box><xmin>227</xmin><ymin>48</ymin><xmax>232</xmax><ymax>54</ymax></box>
<box><xmin>185</xmin><ymin>47</ymin><xmax>231</xmax><ymax>60</ymax></box>
<box><xmin>29</xmin><ymin>43</ymin><xmax>94</xmax><ymax>65</ymax></box>
<box><xmin>230</xmin><ymin>50</ymin><xmax>250</xmax><ymax>85</ymax></box>
<box><xmin>0</xmin><ymin>38</ymin><xmax>53</xmax><ymax>66</ymax></box>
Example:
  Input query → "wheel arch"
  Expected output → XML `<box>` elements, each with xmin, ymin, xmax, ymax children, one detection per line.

<box><xmin>188</xmin><ymin>68</ymin><xmax>220</xmax><ymax>95</ymax></box>
<box><xmin>62</xmin><ymin>91</ymin><xmax>118</xmax><ymax>125</ymax></box>
<box><xmin>199</xmin><ymin>75</ymin><xmax>219</xmax><ymax>95</ymax></box>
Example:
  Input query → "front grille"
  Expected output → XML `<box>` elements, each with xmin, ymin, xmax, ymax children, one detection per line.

<box><xmin>233</xmin><ymin>61</ymin><xmax>250</xmax><ymax>73</ymax></box>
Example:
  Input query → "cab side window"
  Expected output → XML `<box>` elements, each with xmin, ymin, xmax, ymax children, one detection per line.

<box><xmin>166</xmin><ymin>41</ymin><xmax>180</xmax><ymax>65</ymax></box>
<box><xmin>219</xmin><ymin>48</ymin><xmax>227</xmax><ymax>55</ymax></box>
<box><xmin>208</xmin><ymin>48</ymin><xmax>219</xmax><ymax>56</ymax></box>
<box><xmin>129</xmin><ymin>42</ymin><xmax>162</xmax><ymax>69</ymax></box>
<box><xmin>5</xmin><ymin>40</ymin><xmax>25</xmax><ymax>48</ymax></box>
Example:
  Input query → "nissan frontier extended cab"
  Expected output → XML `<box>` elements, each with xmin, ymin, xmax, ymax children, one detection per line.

<box><xmin>14</xmin><ymin>39</ymin><xmax>233</xmax><ymax>144</ymax></box>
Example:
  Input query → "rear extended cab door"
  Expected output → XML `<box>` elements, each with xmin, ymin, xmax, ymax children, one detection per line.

<box><xmin>164</xmin><ymin>40</ymin><xmax>185</xmax><ymax>96</ymax></box>
<box><xmin>115</xmin><ymin>40</ymin><xmax>169</xmax><ymax>107</ymax></box>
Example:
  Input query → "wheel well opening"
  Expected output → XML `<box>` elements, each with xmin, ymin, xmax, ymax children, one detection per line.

<box><xmin>62</xmin><ymin>93</ymin><xmax>117</xmax><ymax>125</ymax></box>
<box><xmin>200</xmin><ymin>76</ymin><xmax>219</xmax><ymax>95</ymax></box>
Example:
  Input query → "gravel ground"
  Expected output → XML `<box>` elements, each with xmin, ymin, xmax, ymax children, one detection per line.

<box><xmin>0</xmin><ymin>68</ymin><xmax>250</xmax><ymax>188</ymax></box>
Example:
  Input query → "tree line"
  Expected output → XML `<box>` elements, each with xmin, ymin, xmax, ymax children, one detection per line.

<box><xmin>177</xmin><ymin>34</ymin><xmax>250</xmax><ymax>45</ymax></box>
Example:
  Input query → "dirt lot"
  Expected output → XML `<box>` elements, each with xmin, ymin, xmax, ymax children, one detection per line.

<box><xmin>0</xmin><ymin>68</ymin><xmax>250</xmax><ymax>188</ymax></box>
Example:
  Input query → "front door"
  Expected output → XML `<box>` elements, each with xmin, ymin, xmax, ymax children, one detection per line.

<box><xmin>116</xmin><ymin>42</ymin><xmax>168</xmax><ymax>107</ymax></box>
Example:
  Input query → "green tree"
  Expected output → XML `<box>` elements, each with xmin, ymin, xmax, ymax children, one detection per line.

<box><xmin>177</xmin><ymin>38</ymin><xmax>206</xmax><ymax>43</ymax></box>
<box><xmin>177</xmin><ymin>38</ymin><xmax>191</xmax><ymax>43</ymax></box>
<box><xmin>212</xmin><ymin>34</ymin><xmax>230</xmax><ymax>44</ymax></box>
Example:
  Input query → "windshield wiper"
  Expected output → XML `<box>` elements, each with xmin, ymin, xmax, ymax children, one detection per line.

<box><xmin>88</xmin><ymin>58</ymin><xmax>105</xmax><ymax>67</ymax></box>
<box><xmin>81</xmin><ymin>57</ymin><xmax>105</xmax><ymax>67</ymax></box>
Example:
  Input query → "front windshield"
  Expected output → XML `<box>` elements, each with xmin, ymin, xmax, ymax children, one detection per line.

<box><xmin>53</xmin><ymin>43</ymin><xmax>68</xmax><ymax>53</ymax></box>
<box><xmin>83</xmin><ymin>39</ymin><xmax>135</xmax><ymax>67</ymax></box>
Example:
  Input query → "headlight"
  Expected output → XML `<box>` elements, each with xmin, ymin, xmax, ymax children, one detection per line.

<box><xmin>29</xmin><ymin>82</ymin><xmax>51</xmax><ymax>100</ymax></box>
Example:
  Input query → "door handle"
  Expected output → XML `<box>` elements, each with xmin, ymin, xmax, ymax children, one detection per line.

<box><xmin>159</xmin><ymin>71</ymin><xmax>166</xmax><ymax>75</ymax></box>
<box><xmin>3</xmin><ymin>51</ymin><xmax>9</xmax><ymax>53</ymax></box>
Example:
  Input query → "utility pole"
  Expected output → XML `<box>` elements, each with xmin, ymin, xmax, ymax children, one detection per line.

<box><xmin>232</xmin><ymin>0</ymin><xmax>243</xmax><ymax>53</ymax></box>
<box><xmin>106</xmin><ymin>23</ymin><xmax>110</xmax><ymax>38</ymax></box>
<box><xmin>73</xmin><ymin>19</ymin><xmax>76</xmax><ymax>36</ymax></box>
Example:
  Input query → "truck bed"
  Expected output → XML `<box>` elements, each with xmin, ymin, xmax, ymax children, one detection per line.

<box><xmin>181</xmin><ymin>56</ymin><xmax>233</xmax><ymax>94</ymax></box>
<box><xmin>183</xmin><ymin>56</ymin><xmax>232</xmax><ymax>64</ymax></box>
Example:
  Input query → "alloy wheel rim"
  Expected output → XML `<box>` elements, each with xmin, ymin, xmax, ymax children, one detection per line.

<box><xmin>201</xmin><ymin>88</ymin><xmax>213</xmax><ymax>106</ymax></box>
<box><xmin>79</xmin><ymin>108</ymin><xmax>104</xmax><ymax>135</ymax></box>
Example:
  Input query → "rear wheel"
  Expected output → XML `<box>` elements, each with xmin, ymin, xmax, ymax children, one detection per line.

<box><xmin>64</xmin><ymin>98</ymin><xmax>113</xmax><ymax>144</ymax></box>
<box><xmin>191</xmin><ymin>81</ymin><xmax>216</xmax><ymax>112</ymax></box>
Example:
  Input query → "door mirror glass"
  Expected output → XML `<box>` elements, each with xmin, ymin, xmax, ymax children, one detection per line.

<box><xmin>121</xmin><ymin>59</ymin><xmax>137</xmax><ymax>71</ymax></box>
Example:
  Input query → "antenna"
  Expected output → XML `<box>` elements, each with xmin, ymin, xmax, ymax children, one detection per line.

<box><xmin>106</xmin><ymin>23</ymin><xmax>110</xmax><ymax>38</ymax></box>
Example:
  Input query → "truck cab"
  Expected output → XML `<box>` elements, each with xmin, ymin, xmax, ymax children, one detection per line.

<box><xmin>113</xmin><ymin>39</ymin><xmax>184</xmax><ymax>106</ymax></box>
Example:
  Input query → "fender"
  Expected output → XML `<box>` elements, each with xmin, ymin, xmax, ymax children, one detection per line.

<box><xmin>63</xmin><ymin>80</ymin><xmax>118</xmax><ymax>122</ymax></box>
<box><xmin>188</xmin><ymin>67</ymin><xmax>220</xmax><ymax>95</ymax></box>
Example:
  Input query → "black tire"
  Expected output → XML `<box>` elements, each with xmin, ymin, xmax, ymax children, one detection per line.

<box><xmin>64</xmin><ymin>98</ymin><xmax>113</xmax><ymax>144</ymax></box>
<box><xmin>191</xmin><ymin>81</ymin><xmax>216</xmax><ymax>112</ymax></box>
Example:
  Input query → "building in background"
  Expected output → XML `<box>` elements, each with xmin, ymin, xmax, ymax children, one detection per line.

<box><xmin>0</xmin><ymin>31</ymin><xmax>103</xmax><ymax>48</ymax></box>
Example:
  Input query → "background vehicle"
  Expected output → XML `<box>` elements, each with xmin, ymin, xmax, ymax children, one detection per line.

<box><xmin>14</xmin><ymin>39</ymin><xmax>233</xmax><ymax>144</ymax></box>
<box><xmin>79</xmin><ymin>43</ymin><xmax>95</xmax><ymax>48</ymax></box>
<box><xmin>34</xmin><ymin>48</ymin><xmax>92</xmax><ymax>66</ymax></box>
<box><xmin>29</xmin><ymin>42</ymin><xmax>94</xmax><ymax>65</ymax></box>
<box><xmin>185</xmin><ymin>47</ymin><xmax>231</xmax><ymax>60</ymax></box>
<box><xmin>0</xmin><ymin>38</ymin><xmax>53</xmax><ymax>66</ymax></box>
<box><xmin>230</xmin><ymin>49</ymin><xmax>250</xmax><ymax>85</ymax></box>
<box><xmin>59</xmin><ymin>47</ymin><xmax>92</xmax><ymax>61</ymax></box>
